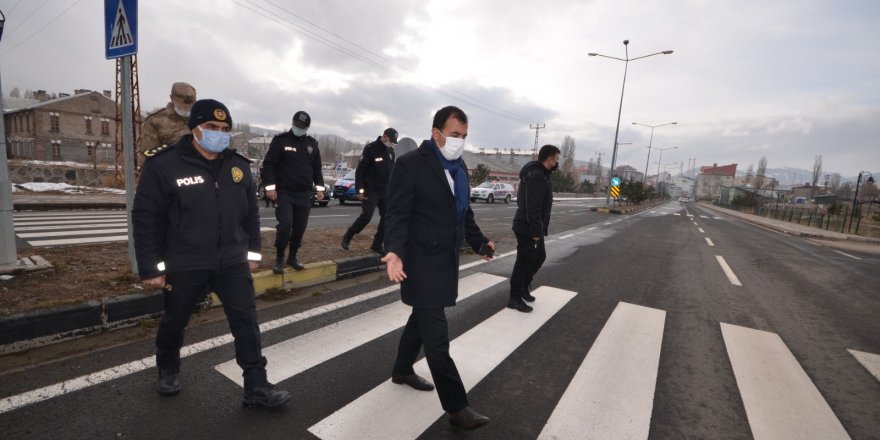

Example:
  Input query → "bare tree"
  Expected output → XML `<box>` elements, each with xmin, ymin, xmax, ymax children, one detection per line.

<box><xmin>811</xmin><ymin>155</ymin><xmax>823</xmax><ymax>198</ymax></box>
<box><xmin>744</xmin><ymin>164</ymin><xmax>754</xmax><ymax>187</ymax></box>
<box><xmin>9</xmin><ymin>87</ymin><xmax>20</xmax><ymax>98</ymax></box>
<box><xmin>560</xmin><ymin>136</ymin><xmax>576</xmax><ymax>175</ymax></box>
<box><xmin>830</xmin><ymin>172</ymin><xmax>842</xmax><ymax>192</ymax></box>
<box><xmin>755</xmin><ymin>156</ymin><xmax>768</xmax><ymax>190</ymax></box>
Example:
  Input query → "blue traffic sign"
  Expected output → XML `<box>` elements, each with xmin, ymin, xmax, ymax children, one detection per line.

<box><xmin>611</xmin><ymin>177</ymin><xmax>621</xmax><ymax>187</ymax></box>
<box><xmin>104</xmin><ymin>0</ymin><xmax>137</xmax><ymax>59</ymax></box>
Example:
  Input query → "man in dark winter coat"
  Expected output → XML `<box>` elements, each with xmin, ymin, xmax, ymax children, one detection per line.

<box><xmin>261</xmin><ymin>110</ymin><xmax>325</xmax><ymax>273</ymax></box>
<box><xmin>133</xmin><ymin>99</ymin><xmax>290</xmax><ymax>407</ymax></box>
<box><xmin>381</xmin><ymin>106</ymin><xmax>495</xmax><ymax>431</ymax></box>
<box><xmin>508</xmin><ymin>144</ymin><xmax>560</xmax><ymax>313</ymax></box>
<box><xmin>341</xmin><ymin>127</ymin><xmax>398</xmax><ymax>253</ymax></box>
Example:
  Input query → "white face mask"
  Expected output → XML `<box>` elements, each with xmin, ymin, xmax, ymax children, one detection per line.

<box><xmin>438</xmin><ymin>132</ymin><xmax>465</xmax><ymax>160</ymax></box>
<box><xmin>174</xmin><ymin>106</ymin><xmax>190</xmax><ymax>118</ymax></box>
<box><xmin>291</xmin><ymin>127</ymin><xmax>308</xmax><ymax>137</ymax></box>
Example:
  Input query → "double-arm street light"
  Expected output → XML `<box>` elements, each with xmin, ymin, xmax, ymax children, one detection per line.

<box><xmin>633</xmin><ymin>121</ymin><xmax>677</xmax><ymax>184</ymax></box>
<box><xmin>589</xmin><ymin>40</ymin><xmax>674</xmax><ymax>204</ymax></box>
<box><xmin>652</xmin><ymin>146</ymin><xmax>678</xmax><ymax>185</ymax></box>
<box><xmin>848</xmin><ymin>171</ymin><xmax>875</xmax><ymax>234</ymax></box>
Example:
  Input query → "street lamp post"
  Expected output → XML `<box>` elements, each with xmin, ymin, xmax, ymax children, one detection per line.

<box><xmin>848</xmin><ymin>171</ymin><xmax>875</xmax><ymax>234</ymax></box>
<box><xmin>653</xmin><ymin>146</ymin><xmax>678</xmax><ymax>187</ymax></box>
<box><xmin>0</xmin><ymin>9</ymin><xmax>19</xmax><ymax>266</ymax></box>
<box><xmin>589</xmin><ymin>40</ymin><xmax>673</xmax><ymax>204</ymax></box>
<box><xmin>633</xmin><ymin>121</ymin><xmax>677</xmax><ymax>184</ymax></box>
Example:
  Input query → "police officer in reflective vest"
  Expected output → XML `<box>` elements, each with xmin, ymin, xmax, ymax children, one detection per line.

<box><xmin>341</xmin><ymin>127</ymin><xmax>397</xmax><ymax>253</ymax></box>
<box><xmin>132</xmin><ymin>99</ymin><xmax>290</xmax><ymax>407</ymax></box>
<box><xmin>261</xmin><ymin>111</ymin><xmax>325</xmax><ymax>273</ymax></box>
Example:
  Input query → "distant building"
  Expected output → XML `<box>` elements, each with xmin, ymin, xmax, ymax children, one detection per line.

<box><xmin>696</xmin><ymin>163</ymin><xmax>737</xmax><ymax>200</ymax></box>
<box><xmin>3</xmin><ymin>90</ymin><xmax>117</xmax><ymax>164</ymax></box>
<box><xmin>614</xmin><ymin>164</ymin><xmax>643</xmax><ymax>182</ymax></box>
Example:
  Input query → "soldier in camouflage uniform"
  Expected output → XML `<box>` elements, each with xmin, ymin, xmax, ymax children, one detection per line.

<box><xmin>139</xmin><ymin>82</ymin><xmax>197</xmax><ymax>157</ymax></box>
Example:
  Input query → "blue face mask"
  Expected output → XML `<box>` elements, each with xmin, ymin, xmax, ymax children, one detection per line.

<box><xmin>197</xmin><ymin>126</ymin><xmax>231</xmax><ymax>153</ymax></box>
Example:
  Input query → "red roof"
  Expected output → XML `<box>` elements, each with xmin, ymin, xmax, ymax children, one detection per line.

<box><xmin>700</xmin><ymin>163</ymin><xmax>737</xmax><ymax>176</ymax></box>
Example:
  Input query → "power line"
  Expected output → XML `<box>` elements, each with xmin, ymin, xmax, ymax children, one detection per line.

<box><xmin>2</xmin><ymin>0</ymin><xmax>50</xmax><ymax>40</ymax></box>
<box><xmin>234</xmin><ymin>0</ymin><xmax>537</xmax><ymax>125</ymax></box>
<box><xmin>0</xmin><ymin>0</ymin><xmax>82</xmax><ymax>57</ymax></box>
<box><xmin>6</xmin><ymin>0</ymin><xmax>26</xmax><ymax>16</ymax></box>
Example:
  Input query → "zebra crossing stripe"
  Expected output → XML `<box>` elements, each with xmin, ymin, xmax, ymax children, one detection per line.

<box><xmin>27</xmin><ymin>235</ymin><xmax>129</xmax><ymax>246</ymax></box>
<box><xmin>308</xmin><ymin>286</ymin><xmax>577</xmax><ymax>440</ymax></box>
<box><xmin>214</xmin><ymin>273</ymin><xmax>507</xmax><ymax>386</ymax></box>
<box><xmin>848</xmin><ymin>349</ymin><xmax>880</xmax><ymax>382</ymax></box>
<box><xmin>13</xmin><ymin>218</ymin><xmax>128</xmax><ymax>226</ymax></box>
<box><xmin>538</xmin><ymin>302</ymin><xmax>665</xmax><ymax>440</ymax></box>
<box><xmin>720</xmin><ymin>323</ymin><xmax>850</xmax><ymax>440</ymax></box>
<box><xmin>17</xmin><ymin>228</ymin><xmax>128</xmax><ymax>238</ymax></box>
<box><xmin>14</xmin><ymin>222</ymin><xmax>127</xmax><ymax>231</ymax></box>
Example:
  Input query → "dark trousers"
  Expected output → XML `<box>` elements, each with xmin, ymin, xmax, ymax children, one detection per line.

<box><xmin>274</xmin><ymin>191</ymin><xmax>311</xmax><ymax>252</ymax></box>
<box><xmin>393</xmin><ymin>307</ymin><xmax>468</xmax><ymax>413</ymax></box>
<box><xmin>347</xmin><ymin>193</ymin><xmax>387</xmax><ymax>247</ymax></box>
<box><xmin>155</xmin><ymin>264</ymin><xmax>268</xmax><ymax>390</ymax></box>
<box><xmin>510</xmin><ymin>233</ymin><xmax>546</xmax><ymax>297</ymax></box>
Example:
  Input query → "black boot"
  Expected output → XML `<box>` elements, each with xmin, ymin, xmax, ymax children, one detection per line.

<box><xmin>156</xmin><ymin>368</ymin><xmax>181</xmax><ymax>396</ymax></box>
<box><xmin>507</xmin><ymin>295</ymin><xmax>533</xmax><ymax>313</ymax></box>
<box><xmin>341</xmin><ymin>230</ymin><xmax>354</xmax><ymax>251</ymax></box>
<box><xmin>522</xmin><ymin>284</ymin><xmax>536</xmax><ymax>302</ymax></box>
<box><xmin>272</xmin><ymin>248</ymin><xmax>285</xmax><ymax>274</ymax></box>
<box><xmin>287</xmin><ymin>245</ymin><xmax>305</xmax><ymax>270</ymax></box>
<box><xmin>243</xmin><ymin>383</ymin><xmax>291</xmax><ymax>408</ymax></box>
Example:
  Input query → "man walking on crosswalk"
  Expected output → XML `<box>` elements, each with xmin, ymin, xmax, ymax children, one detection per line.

<box><xmin>381</xmin><ymin>106</ymin><xmax>496</xmax><ymax>431</ymax></box>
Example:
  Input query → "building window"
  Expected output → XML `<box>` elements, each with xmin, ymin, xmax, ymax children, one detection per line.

<box><xmin>101</xmin><ymin>119</ymin><xmax>110</xmax><ymax>136</ymax></box>
<box><xmin>85</xmin><ymin>116</ymin><xmax>93</xmax><ymax>134</ymax></box>
<box><xmin>86</xmin><ymin>142</ymin><xmax>96</xmax><ymax>158</ymax></box>
<box><xmin>49</xmin><ymin>112</ymin><xmax>60</xmax><ymax>132</ymax></box>
<box><xmin>51</xmin><ymin>140</ymin><xmax>62</xmax><ymax>160</ymax></box>
<box><xmin>102</xmin><ymin>143</ymin><xmax>114</xmax><ymax>161</ymax></box>
<box><xmin>26</xmin><ymin>114</ymin><xmax>31</xmax><ymax>133</ymax></box>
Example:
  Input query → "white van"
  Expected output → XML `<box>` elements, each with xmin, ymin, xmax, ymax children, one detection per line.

<box><xmin>470</xmin><ymin>181</ymin><xmax>515</xmax><ymax>203</ymax></box>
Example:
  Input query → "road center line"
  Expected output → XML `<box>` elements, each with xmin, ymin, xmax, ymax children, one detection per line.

<box><xmin>559</xmin><ymin>234</ymin><xmax>574</xmax><ymax>239</ymax></box>
<box><xmin>705</xmin><ymin>237</ymin><xmax>715</xmax><ymax>247</ymax></box>
<box><xmin>715</xmin><ymin>255</ymin><xmax>742</xmax><ymax>286</ymax></box>
<box><xmin>699</xmin><ymin>228</ymin><xmax>705</xmax><ymax>233</ymax></box>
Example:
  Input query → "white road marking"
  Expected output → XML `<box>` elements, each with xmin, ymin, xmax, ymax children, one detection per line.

<box><xmin>539</xmin><ymin>302</ymin><xmax>665</xmax><ymax>440</ymax></box>
<box><xmin>26</xmin><ymin>235</ymin><xmax>130</xmax><ymax>246</ymax></box>
<box><xmin>673</xmin><ymin>213</ymin><xmax>681</xmax><ymax>216</ymax></box>
<box><xmin>700</xmin><ymin>215</ymin><xmax>708</xmax><ymax>219</ymax></box>
<box><xmin>848</xmin><ymin>349</ymin><xmax>880</xmax><ymax>382</ymax></box>
<box><xmin>721</xmin><ymin>323</ymin><xmax>850</xmax><ymax>440</ymax></box>
<box><xmin>699</xmin><ymin>228</ymin><xmax>705</xmax><ymax>233</ymax></box>
<box><xmin>14</xmin><ymin>214</ymin><xmax>126</xmax><ymax>222</ymax></box>
<box><xmin>715</xmin><ymin>255</ymin><xmax>742</xmax><ymax>286</ymax></box>
<box><xmin>13</xmin><ymin>218</ymin><xmax>129</xmax><ymax>226</ymax></box>
<box><xmin>17</xmin><ymin>228</ymin><xmax>128</xmax><ymax>238</ymax></box>
<box><xmin>0</xmin><ymin>277</ymin><xmax>408</xmax><ymax>415</ymax></box>
<box><xmin>559</xmin><ymin>234</ymin><xmax>574</xmax><ymax>239</ymax></box>
<box><xmin>308</xmin><ymin>287</ymin><xmax>577</xmax><ymax>440</ymax></box>
<box><xmin>686</xmin><ymin>214</ymin><xmax>694</xmax><ymax>217</ymax></box>
<box><xmin>215</xmin><ymin>273</ymin><xmax>506</xmax><ymax>386</ymax></box>
<box><xmin>603</xmin><ymin>222</ymin><xmax>612</xmax><ymax>226</ymax></box>
<box><xmin>705</xmin><ymin>237</ymin><xmax>715</xmax><ymax>247</ymax></box>
<box><xmin>833</xmin><ymin>250</ymin><xmax>862</xmax><ymax>260</ymax></box>
<box><xmin>650</xmin><ymin>210</ymin><xmax>656</xmax><ymax>213</ymax></box>
<box><xmin>14</xmin><ymin>222</ymin><xmax>127</xmax><ymax>231</ymax></box>
<box><xmin>588</xmin><ymin>227</ymin><xmax>597</xmax><ymax>230</ymax></box>
<box><xmin>805</xmin><ymin>240</ymin><xmax>824</xmax><ymax>247</ymax></box>
<box><xmin>714</xmin><ymin>217</ymin><xmax>724</xmax><ymax>220</ymax></box>
<box><xmin>310</xmin><ymin>215</ymin><xmax>352</xmax><ymax>218</ymax></box>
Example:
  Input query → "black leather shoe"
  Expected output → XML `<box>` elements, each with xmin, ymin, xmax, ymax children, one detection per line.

<box><xmin>287</xmin><ymin>258</ymin><xmax>305</xmax><ymax>271</ymax></box>
<box><xmin>507</xmin><ymin>297</ymin><xmax>533</xmax><ymax>313</ymax></box>
<box><xmin>391</xmin><ymin>372</ymin><xmax>435</xmax><ymax>391</ymax></box>
<box><xmin>448</xmin><ymin>407</ymin><xmax>490</xmax><ymax>430</ymax></box>
<box><xmin>156</xmin><ymin>368</ymin><xmax>181</xmax><ymax>396</ymax></box>
<box><xmin>522</xmin><ymin>290</ymin><xmax>536</xmax><ymax>302</ymax></box>
<box><xmin>341</xmin><ymin>233</ymin><xmax>353</xmax><ymax>251</ymax></box>
<box><xmin>243</xmin><ymin>384</ymin><xmax>291</xmax><ymax>408</ymax></box>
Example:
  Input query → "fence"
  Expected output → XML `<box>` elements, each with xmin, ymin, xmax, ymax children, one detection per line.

<box><xmin>716</xmin><ymin>202</ymin><xmax>880</xmax><ymax>238</ymax></box>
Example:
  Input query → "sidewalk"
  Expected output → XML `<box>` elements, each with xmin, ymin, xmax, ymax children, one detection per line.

<box><xmin>699</xmin><ymin>202</ymin><xmax>880</xmax><ymax>244</ymax></box>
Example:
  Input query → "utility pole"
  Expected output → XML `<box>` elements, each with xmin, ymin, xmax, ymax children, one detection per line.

<box><xmin>0</xmin><ymin>10</ymin><xmax>18</xmax><ymax>266</ymax></box>
<box><xmin>595</xmin><ymin>151</ymin><xmax>605</xmax><ymax>191</ymax></box>
<box><xmin>530</xmin><ymin>123</ymin><xmax>545</xmax><ymax>157</ymax></box>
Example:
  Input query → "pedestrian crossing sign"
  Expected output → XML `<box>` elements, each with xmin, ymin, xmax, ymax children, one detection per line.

<box><xmin>104</xmin><ymin>0</ymin><xmax>138</xmax><ymax>59</ymax></box>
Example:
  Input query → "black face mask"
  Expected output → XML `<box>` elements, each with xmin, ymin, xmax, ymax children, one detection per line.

<box><xmin>550</xmin><ymin>163</ymin><xmax>559</xmax><ymax>172</ymax></box>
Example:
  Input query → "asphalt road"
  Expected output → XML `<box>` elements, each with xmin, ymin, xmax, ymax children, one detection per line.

<box><xmin>2</xmin><ymin>201</ymin><xmax>878</xmax><ymax>439</ymax></box>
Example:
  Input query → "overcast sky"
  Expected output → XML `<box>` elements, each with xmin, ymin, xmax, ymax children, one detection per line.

<box><xmin>1</xmin><ymin>0</ymin><xmax>878</xmax><ymax>176</ymax></box>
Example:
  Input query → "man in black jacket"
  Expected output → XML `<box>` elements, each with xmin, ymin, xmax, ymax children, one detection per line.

<box><xmin>381</xmin><ymin>106</ymin><xmax>495</xmax><ymax>431</ymax></box>
<box><xmin>261</xmin><ymin>110</ymin><xmax>325</xmax><ymax>273</ymax></box>
<box><xmin>508</xmin><ymin>144</ymin><xmax>560</xmax><ymax>313</ymax></box>
<box><xmin>133</xmin><ymin>99</ymin><xmax>290</xmax><ymax>407</ymax></box>
<box><xmin>341</xmin><ymin>127</ymin><xmax>398</xmax><ymax>253</ymax></box>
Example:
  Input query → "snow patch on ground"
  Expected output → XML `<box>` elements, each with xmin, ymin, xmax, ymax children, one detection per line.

<box><xmin>15</xmin><ymin>182</ymin><xmax>125</xmax><ymax>194</ymax></box>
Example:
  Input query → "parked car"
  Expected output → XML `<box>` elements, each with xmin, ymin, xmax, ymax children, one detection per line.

<box><xmin>470</xmin><ymin>181</ymin><xmax>514</xmax><ymax>203</ymax></box>
<box><xmin>332</xmin><ymin>169</ymin><xmax>360</xmax><ymax>204</ymax></box>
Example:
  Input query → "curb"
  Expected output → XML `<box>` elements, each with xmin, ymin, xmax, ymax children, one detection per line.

<box><xmin>591</xmin><ymin>202</ymin><xmax>663</xmax><ymax>215</ymax></box>
<box><xmin>0</xmin><ymin>254</ymin><xmax>384</xmax><ymax>355</ymax></box>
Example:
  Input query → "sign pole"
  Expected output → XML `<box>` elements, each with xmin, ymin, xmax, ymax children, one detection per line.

<box><xmin>0</xmin><ymin>58</ymin><xmax>18</xmax><ymax>265</ymax></box>
<box><xmin>121</xmin><ymin>56</ymin><xmax>138</xmax><ymax>275</ymax></box>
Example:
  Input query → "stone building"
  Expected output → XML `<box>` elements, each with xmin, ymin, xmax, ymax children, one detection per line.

<box><xmin>4</xmin><ymin>90</ymin><xmax>117</xmax><ymax>165</ymax></box>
